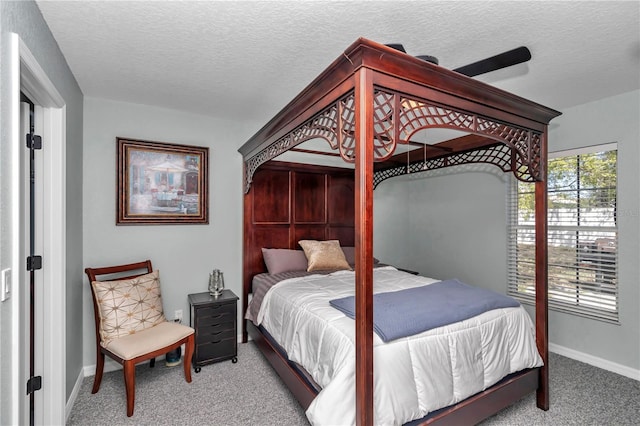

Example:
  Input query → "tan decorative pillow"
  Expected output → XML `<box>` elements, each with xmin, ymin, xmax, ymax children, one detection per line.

<box><xmin>298</xmin><ymin>240</ymin><xmax>352</xmax><ymax>272</ymax></box>
<box><xmin>91</xmin><ymin>270</ymin><xmax>166</xmax><ymax>346</ymax></box>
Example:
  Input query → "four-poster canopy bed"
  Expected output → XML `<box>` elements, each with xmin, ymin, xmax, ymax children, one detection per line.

<box><xmin>238</xmin><ymin>38</ymin><xmax>561</xmax><ymax>425</ymax></box>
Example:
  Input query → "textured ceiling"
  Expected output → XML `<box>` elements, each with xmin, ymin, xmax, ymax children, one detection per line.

<box><xmin>36</xmin><ymin>1</ymin><xmax>640</xmax><ymax>133</ymax></box>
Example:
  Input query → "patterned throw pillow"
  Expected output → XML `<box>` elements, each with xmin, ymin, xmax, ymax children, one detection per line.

<box><xmin>91</xmin><ymin>270</ymin><xmax>166</xmax><ymax>345</ymax></box>
<box><xmin>298</xmin><ymin>240</ymin><xmax>352</xmax><ymax>272</ymax></box>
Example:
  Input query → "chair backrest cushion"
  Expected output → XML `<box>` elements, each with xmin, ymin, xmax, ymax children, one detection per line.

<box><xmin>91</xmin><ymin>270</ymin><xmax>166</xmax><ymax>345</ymax></box>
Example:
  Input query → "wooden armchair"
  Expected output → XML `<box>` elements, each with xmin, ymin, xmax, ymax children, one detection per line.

<box><xmin>85</xmin><ymin>260</ymin><xmax>195</xmax><ymax>417</ymax></box>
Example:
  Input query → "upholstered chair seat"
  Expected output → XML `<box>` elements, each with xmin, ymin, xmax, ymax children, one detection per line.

<box><xmin>103</xmin><ymin>321</ymin><xmax>194</xmax><ymax>360</ymax></box>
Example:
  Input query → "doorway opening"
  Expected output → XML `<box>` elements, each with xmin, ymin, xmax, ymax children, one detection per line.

<box><xmin>11</xmin><ymin>33</ymin><xmax>67</xmax><ymax>425</ymax></box>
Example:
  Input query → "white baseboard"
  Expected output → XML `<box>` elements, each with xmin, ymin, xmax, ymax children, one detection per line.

<box><xmin>65</xmin><ymin>368</ymin><xmax>84</xmax><ymax>422</ymax></box>
<box><xmin>549</xmin><ymin>343</ymin><xmax>640</xmax><ymax>381</ymax></box>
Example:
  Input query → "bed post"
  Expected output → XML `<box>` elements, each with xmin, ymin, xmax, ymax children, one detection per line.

<box><xmin>242</xmin><ymin>162</ymin><xmax>252</xmax><ymax>344</ymax></box>
<box><xmin>354</xmin><ymin>67</ymin><xmax>375</xmax><ymax>426</ymax></box>
<box><xmin>535</xmin><ymin>130</ymin><xmax>549</xmax><ymax>410</ymax></box>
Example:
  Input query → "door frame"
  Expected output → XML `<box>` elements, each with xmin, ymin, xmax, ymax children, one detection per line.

<box><xmin>10</xmin><ymin>32</ymin><xmax>67</xmax><ymax>425</ymax></box>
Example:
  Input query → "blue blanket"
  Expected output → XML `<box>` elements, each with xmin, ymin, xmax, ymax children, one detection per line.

<box><xmin>329</xmin><ymin>279</ymin><xmax>520</xmax><ymax>342</ymax></box>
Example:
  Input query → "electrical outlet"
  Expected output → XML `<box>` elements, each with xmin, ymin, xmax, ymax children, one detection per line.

<box><xmin>174</xmin><ymin>309</ymin><xmax>183</xmax><ymax>323</ymax></box>
<box><xmin>1</xmin><ymin>268</ymin><xmax>11</xmax><ymax>302</ymax></box>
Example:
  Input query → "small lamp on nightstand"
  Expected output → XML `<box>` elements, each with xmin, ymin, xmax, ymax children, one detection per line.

<box><xmin>208</xmin><ymin>269</ymin><xmax>225</xmax><ymax>297</ymax></box>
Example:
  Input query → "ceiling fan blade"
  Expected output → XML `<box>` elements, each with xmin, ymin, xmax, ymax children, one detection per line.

<box><xmin>453</xmin><ymin>46</ymin><xmax>531</xmax><ymax>77</ymax></box>
<box><xmin>415</xmin><ymin>55</ymin><xmax>439</xmax><ymax>65</ymax></box>
<box><xmin>386</xmin><ymin>43</ymin><xmax>406</xmax><ymax>53</ymax></box>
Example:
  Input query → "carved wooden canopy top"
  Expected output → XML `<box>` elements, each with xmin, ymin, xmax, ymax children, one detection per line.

<box><xmin>239</xmin><ymin>38</ymin><xmax>561</xmax><ymax>192</ymax></box>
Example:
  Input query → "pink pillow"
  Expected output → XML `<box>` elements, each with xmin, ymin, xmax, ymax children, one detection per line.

<box><xmin>261</xmin><ymin>248</ymin><xmax>308</xmax><ymax>274</ymax></box>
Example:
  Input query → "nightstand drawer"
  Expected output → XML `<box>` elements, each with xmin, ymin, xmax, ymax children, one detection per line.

<box><xmin>197</xmin><ymin>302</ymin><xmax>235</xmax><ymax>317</ymax></box>
<box><xmin>196</xmin><ymin>327</ymin><xmax>235</xmax><ymax>344</ymax></box>
<box><xmin>198</xmin><ymin>320</ymin><xmax>235</xmax><ymax>334</ymax></box>
<box><xmin>197</xmin><ymin>336</ymin><xmax>236</xmax><ymax>362</ymax></box>
<box><xmin>195</xmin><ymin>308</ymin><xmax>235</xmax><ymax>327</ymax></box>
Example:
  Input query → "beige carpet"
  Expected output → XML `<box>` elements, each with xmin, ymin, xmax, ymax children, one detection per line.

<box><xmin>67</xmin><ymin>343</ymin><xmax>639</xmax><ymax>425</ymax></box>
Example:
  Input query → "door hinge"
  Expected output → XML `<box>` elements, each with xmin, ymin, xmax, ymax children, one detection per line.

<box><xmin>26</xmin><ymin>133</ymin><xmax>42</xmax><ymax>150</ymax></box>
<box><xmin>26</xmin><ymin>376</ymin><xmax>42</xmax><ymax>395</ymax></box>
<box><xmin>26</xmin><ymin>256</ymin><xmax>42</xmax><ymax>271</ymax></box>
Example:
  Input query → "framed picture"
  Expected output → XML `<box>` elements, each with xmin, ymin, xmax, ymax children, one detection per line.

<box><xmin>117</xmin><ymin>137</ymin><xmax>209</xmax><ymax>225</ymax></box>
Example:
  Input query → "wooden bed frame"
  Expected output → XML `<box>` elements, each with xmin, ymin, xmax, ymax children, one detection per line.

<box><xmin>238</xmin><ymin>38</ymin><xmax>561</xmax><ymax>425</ymax></box>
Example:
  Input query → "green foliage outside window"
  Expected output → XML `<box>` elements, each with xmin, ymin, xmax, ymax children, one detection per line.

<box><xmin>517</xmin><ymin>150</ymin><xmax>617</xmax><ymax>220</ymax></box>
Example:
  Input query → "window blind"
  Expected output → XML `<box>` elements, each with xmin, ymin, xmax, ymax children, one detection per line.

<box><xmin>507</xmin><ymin>146</ymin><xmax>618</xmax><ymax>322</ymax></box>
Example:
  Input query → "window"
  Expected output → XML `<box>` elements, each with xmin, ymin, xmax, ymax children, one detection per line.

<box><xmin>508</xmin><ymin>144</ymin><xmax>618</xmax><ymax>322</ymax></box>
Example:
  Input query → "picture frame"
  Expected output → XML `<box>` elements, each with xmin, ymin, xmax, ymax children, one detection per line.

<box><xmin>117</xmin><ymin>137</ymin><xmax>209</xmax><ymax>225</ymax></box>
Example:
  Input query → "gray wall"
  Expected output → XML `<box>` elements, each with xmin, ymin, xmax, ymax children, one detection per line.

<box><xmin>374</xmin><ymin>90</ymin><xmax>640</xmax><ymax>372</ymax></box>
<box><xmin>372</xmin><ymin>179</ymin><xmax>411</xmax><ymax>269</ymax></box>
<box><xmin>544</xmin><ymin>90</ymin><xmax>639</xmax><ymax>370</ymax></box>
<box><xmin>82</xmin><ymin>97</ymin><xmax>251</xmax><ymax>369</ymax></box>
<box><xmin>0</xmin><ymin>0</ymin><xmax>83</xmax><ymax>420</ymax></box>
<box><xmin>375</xmin><ymin>166</ymin><xmax>508</xmax><ymax>287</ymax></box>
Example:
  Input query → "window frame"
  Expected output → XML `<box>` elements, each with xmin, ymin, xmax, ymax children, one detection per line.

<box><xmin>507</xmin><ymin>143</ymin><xmax>619</xmax><ymax>323</ymax></box>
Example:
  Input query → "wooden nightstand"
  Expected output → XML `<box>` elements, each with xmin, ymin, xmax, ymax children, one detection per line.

<box><xmin>188</xmin><ymin>289</ymin><xmax>239</xmax><ymax>373</ymax></box>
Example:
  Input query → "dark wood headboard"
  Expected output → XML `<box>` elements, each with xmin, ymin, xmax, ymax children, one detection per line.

<box><xmin>241</xmin><ymin>160</ymin><xmax>355</xmax><ymax>328</ymax></box>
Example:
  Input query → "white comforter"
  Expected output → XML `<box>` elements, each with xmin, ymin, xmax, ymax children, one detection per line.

<box><xmin>255</xmin><ymin>267</ymin><xmax>542</xmax><ymax>426</ymax></box>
